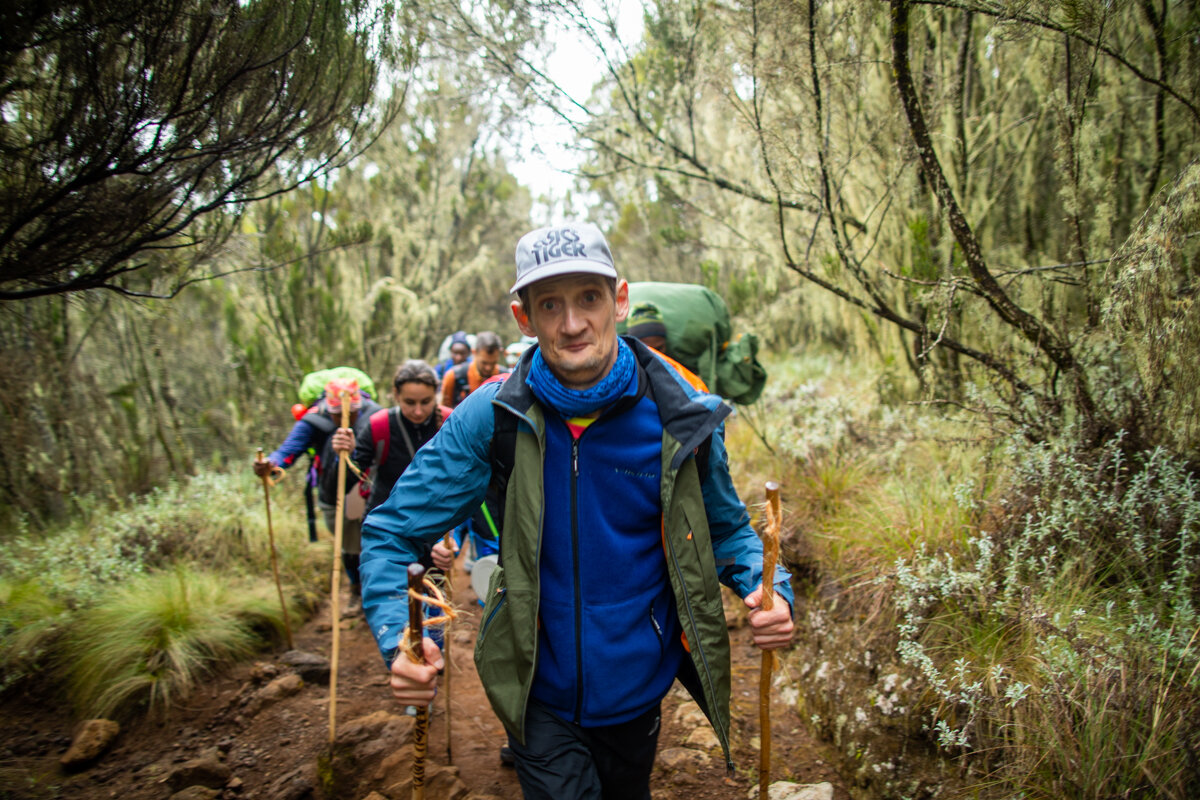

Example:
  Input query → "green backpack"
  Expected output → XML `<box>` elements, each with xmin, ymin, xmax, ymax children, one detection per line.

<box><xmin>621</xmin><ymin>282</ymin><xmax>767</xmax><ymax>405</ymax></box>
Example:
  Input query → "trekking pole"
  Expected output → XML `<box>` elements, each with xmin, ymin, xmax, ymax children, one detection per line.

<box><xmin>441</xmin><ymin>532</ymin><xmax>454</xmax><ymax>765</ymax></box>
<box><xmin>406</xmin><ymin>563</ymin><xmax>429</xmax><ymax>800</ymax></box>
<box><xmin>328</xmin><ymin>391</ymin><xmax>352</xmax><ymax>747</ymax></box>
<box><xmin>759</xmin><ymin>481</ymin><xmax>782</xmax><ymax>800</ymax></box>
<box><xmin>256</xmin><ymin>448</ymin><xmax>294</xmax><ymax>650</ymax></box>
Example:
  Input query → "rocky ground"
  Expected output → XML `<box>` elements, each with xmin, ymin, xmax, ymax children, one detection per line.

<box><xmin>0</xmin><ymin>564</ymin><xmax>850</xmax><ymax>800</ymax></box>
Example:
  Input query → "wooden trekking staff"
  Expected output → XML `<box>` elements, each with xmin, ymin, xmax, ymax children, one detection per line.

<box><xmin>406</xmin><ymin>563</ymin><xmax>430</xmax><ymax>800</ymax></box>
<box><xmin>256</xmin><ymin>448</ymin><xmax>294</xmax><ymax>650</ymax></box>
<box><xmin>759</xmin><ymin>481</ymin><xmax>782</xmax><ymax>800</ymax></box>
<box><xmin>441</xmin><ymin>532</ymin><xmax>454</xmax><ymax>764</ymax></box>
<box><xmin>328</xmin><ymin>389</ymin><xmax>352</xmax><ymax>747</ymax></box>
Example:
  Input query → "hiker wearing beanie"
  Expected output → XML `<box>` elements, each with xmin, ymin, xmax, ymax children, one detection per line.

<box><xmin>435</xmin><ymin>331</ymin><xmax>472</xmax><ymax>379</ymax></box>
<box><xmin>359</xmin><ymin>221</ymin><xmax>794</xmax><ymax>799</ymax></box>
<box><xmin>625</xmin><ymin>301</ymin><xmax>669</xmax><ymax>351</ymax></box>
<box><xmin>626</xmin><ymin>301</ymin><xmax>709</xmax><ymax>393</ymax></box>
<box><xmin>255</xmin><ymin>374</ymin><xmax>383</xmax><ymax>607</ymax></box>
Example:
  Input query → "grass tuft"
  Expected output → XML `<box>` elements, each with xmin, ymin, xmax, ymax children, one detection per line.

<box><xmin>61</xmin><ymin>565</ymin><xmax>298</xmax><ymax>718</ymax></box>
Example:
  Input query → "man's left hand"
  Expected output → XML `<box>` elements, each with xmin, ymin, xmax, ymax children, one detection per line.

<box><xmin>744</xmin><ymin>585</ymin><xmax>794</xmax><ymax>650</ymax></box>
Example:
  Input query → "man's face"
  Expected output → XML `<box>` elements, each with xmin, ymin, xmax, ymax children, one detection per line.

<box><xmin>475</xmin><ymin>348</ymin><xmax>501</xmax><ymax>378</ymax></box>
<box><xmin>511</xmin><ymin>274</ymin><xmax>629</xmax><ymax>390</ymax></box>
<box><xmin>449</xmin><ymin>343</ymin><xmax>470</xmax><ymax>364</ymax></box>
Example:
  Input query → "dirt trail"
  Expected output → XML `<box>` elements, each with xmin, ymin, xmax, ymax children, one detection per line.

<box><xmin>0</xmin><ymin>564</ymin><xmax>849</xmax><ymax>799</ymax></box>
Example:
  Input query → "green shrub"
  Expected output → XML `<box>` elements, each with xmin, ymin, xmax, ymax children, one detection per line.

<box><xmin>0</xmin><ymin>579</ymin><xmax>67</xmax><ymax>692</ymax></box>
<box><xmin>738</xmin><ymin>351</ymin><xmax>1200</xmax><ymax>795</ymax></box>
<box><xmin>0</xmin><ymin>469</ymin><xmax>327</xmax><ymax>704</ymax></box>
<box><xmin>0</xmin><ymin>471</ymin><xmax>325</xmax><ymax>608</ymax></box>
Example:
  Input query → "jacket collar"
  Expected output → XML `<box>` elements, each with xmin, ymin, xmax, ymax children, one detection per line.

<box><xmin>495</xmin><ymin>336</ymin><xmax>730</xmax><ymax>471</ymax></box>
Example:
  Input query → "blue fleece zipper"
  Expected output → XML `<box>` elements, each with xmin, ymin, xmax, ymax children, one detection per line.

<box><xmin>570</xmin><ymin>434</ymin><xmax>583</xmax><ymax>723</ymax></box>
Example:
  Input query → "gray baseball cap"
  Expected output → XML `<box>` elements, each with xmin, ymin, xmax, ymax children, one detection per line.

<box><xmin>510</xmin><ymin>222</ymin><xmax>617</xmax><ymax>293</ymax></box>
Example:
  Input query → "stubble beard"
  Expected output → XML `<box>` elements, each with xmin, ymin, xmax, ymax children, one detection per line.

<box><xmin>552</xmin><ymin>339</ymin><xmax>617</xmax><ymax>390</ymax></box>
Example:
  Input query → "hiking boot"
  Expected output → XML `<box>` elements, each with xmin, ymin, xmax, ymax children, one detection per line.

<box><xmin>499</xmin><ymin>744</ymin><xmax>515</xmax><ymax>767</ymax></box>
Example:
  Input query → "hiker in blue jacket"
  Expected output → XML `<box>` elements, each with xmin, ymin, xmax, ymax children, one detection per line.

<box><xmin>359</xmin><ymin>221</ymin><xmax>794</xmax><ymax>799</ymax></box>
<box><xmin>256</xmin><ymin>375</ymin><xmax>382</xmax><ymax>608</ymax></box>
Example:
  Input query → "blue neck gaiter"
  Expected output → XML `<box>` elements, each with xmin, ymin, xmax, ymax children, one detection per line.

<box><xmin>527</xmin><ymin>338</ymin><xmax>636</xmax><ymax>417</ymax></box>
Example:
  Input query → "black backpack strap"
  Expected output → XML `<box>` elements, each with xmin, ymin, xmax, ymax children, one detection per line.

<box><xmin>479</xmin><ymin>404</ymin><xmax>518</xmax><ymax>544</ymax></box>
<box><xmin>394</xmin><ymin>410</ymin><xmax>418</xmax><ymax>461</ymax></box>
<box><xmin>452</xmin><ymin>362</ymin><xmax>472</xmax><ymax>405</ymax></box>
<box><xmin>304</xmin><ymin>412</ymin><xmax>337</xmax><ymax>434</ymax></box>
<box><xmin>694</xmin><ymin>436</ymin><xmax>712</xmax><ymax>484</ymax></box>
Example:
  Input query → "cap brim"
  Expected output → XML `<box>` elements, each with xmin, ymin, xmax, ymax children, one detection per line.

<box><xmin>509</xmin><ymin>260</ymin><xmax>618</xmax><ymax>294</ymax></box>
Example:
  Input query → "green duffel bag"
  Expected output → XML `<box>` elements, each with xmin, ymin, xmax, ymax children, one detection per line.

<box><xmin>297</xmin><ymin>366</ymin><xmax>377</xmax><ymax>407</ymax></box>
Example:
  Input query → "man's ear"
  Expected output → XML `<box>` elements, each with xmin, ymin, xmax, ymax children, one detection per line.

<box><xmin>511</xmin><ymin>299</ymin><xmax>536</xmax><ymax>337</ymax></box>
<box><xmin>614</xmin><ymin>279</ymin><xmax>631</xmax><ymax>323</ymax></box>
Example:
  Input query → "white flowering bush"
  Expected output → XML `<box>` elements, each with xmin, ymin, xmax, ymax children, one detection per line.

<box><xmin>885</xmin><ymin>433</ymin><xmax>1200</xmax><ymax>794</ymax></box>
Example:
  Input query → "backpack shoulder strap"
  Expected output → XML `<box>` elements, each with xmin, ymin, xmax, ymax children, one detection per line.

<box><xmin>694</xmin><ymin>436</ymin><xmax>712</xmax><ymax>484</ymax></box>
<box><xmin>452</xmin><ymin>362</ymin><xmax>472</xmax><ymax>403</ymax></box>
<box><xmin>370</xmin><ymin>407</ymin><xmax>393</xmax><ymax>467</ymax></box>
<box><xmin>303</xmin><ymin>409</ymin><xmax>337</xmax><ymax>434</ymax></box>
<box><xmin>481</xmin><ymin>404</ymin><xmax>519</xmax><ymax>542</ymax></box>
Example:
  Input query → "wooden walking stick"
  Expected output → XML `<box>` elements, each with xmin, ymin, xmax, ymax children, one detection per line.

<box><xmin>256</xmin><ymin>448</ymin><xmax>294</xmax><ymax>650</ymax></box>
<box><xmin>441</xmin><ymin>532</ymin><xmax>455</xmax><ymax>764</ymax></box>
<box><xmin>759</xmin><ymin>481</ymin><xmax>782</xmax><ymax>800</ymax></box>
<box><xmin>406</xmin><ymin>563</ymin><xmax>430</xmax><ymax>800</ymax></box>
<box><xmin>328</xmin><ymin>387</ymin><xmax>353</xmax><ymax>747</ymax></box>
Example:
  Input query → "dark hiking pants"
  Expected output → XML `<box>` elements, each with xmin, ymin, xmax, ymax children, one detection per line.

<box><xmin>506</xmin><ymin>699</ymin><xmax>661</xmax><ymax>800</ymax></box>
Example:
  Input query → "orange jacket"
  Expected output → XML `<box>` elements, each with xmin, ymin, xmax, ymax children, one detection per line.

<box><xmin>650</xmin><ymin>347</ymin><xmax>708</xmax><ymax>393</ymax></box>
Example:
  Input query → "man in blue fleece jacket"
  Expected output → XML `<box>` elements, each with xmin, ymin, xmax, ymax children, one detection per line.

<box><xmin>359</xmin><ymin>221</ymin><xmax>794</xmax><ymax>799</ymax></box>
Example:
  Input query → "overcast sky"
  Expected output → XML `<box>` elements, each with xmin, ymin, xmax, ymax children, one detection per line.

<box><xmin>505</xmin><ymin>0</ymin><xmax>644</xmax><ymax>220</ymax></box>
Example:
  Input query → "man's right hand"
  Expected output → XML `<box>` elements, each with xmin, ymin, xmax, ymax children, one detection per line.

<box><xmin>252</xmin><ymin>459</ymin><xmax>274</xmax><ymax>478</ymax></box>
<box><xmin>431</xmin><ymin>537</ymin><xmax>459</xmax><ymax>571</ymax></box>
<box><xmin>390</xmin><ymin>637</ymin><xmax>443</xmax><ymax>706</ymax></box>
<box><xmin>332</xmin><ymin>428</ymin><xmax>356</xmax><ymax>454</ymax></box>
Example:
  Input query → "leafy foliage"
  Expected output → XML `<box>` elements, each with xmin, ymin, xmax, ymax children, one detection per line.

<box><xmin>0</xmin><ymin>0</ymin><xmax>403</xmax><ymax>300</ymax></box>
<box><xmin>1103</xmin><ymin>161</ymin><xmax>1200</xmax><ymax>455</ymax></box>
<box><xmin>732</xmin><ymin>350</ymin><xmax>1200</xmax><ymax>796</ymax></box>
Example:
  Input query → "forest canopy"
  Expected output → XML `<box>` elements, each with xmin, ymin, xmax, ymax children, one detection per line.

<box><xmin>468</xmin><ymin>0</ymin><xmax>1200</xmax><ymax>453</ymax></box>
